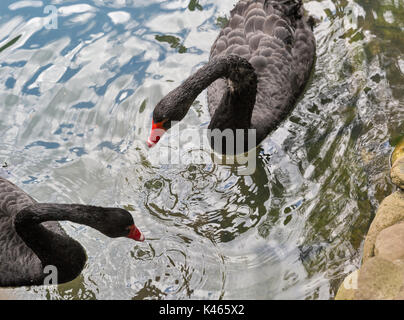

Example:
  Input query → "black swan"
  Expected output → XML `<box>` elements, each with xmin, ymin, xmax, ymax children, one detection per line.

<box><xmin>148</xmin><ymin>0</ymin><xmax>315</xmax><ymax>154</ymax></box>
<box><xmin>0</xmin><ymin>176</ymin><xmax>144</xmax><ymax>287</ymax></box>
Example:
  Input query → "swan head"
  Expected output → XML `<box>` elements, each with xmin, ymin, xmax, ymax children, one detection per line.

<box><xmin>148</xmin><ymin>87</ymin><xmax>194</xmax><ymax>148</ymax></box>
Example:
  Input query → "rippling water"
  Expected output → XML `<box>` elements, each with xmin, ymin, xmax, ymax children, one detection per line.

<box><xmin>0</xmin><ymin>0</ymin><xmax>403</xmax><ymax>300</ymax></box>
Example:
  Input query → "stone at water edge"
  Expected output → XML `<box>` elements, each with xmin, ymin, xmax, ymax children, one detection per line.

<box><xmin>375</xmin><ymin>222</ymin><xmax>404</xmax><ymax>262</ymax></box>
<box><xmin>394</xmin><ymin>287</ymin><xmax>404</xmax><ymax>300</ymax></box>
<box><xmin>362</xmin><ymin>191</ymin><xmax>404</xmax><ymax>262</ymax></box>
<box><xmin>335</xmin><ymin>138</ymin><xmax>404</xmax><ymax>300</ymax></box>
<box><xmin>391</xmin><ymin>157</ymin><xmax>404</xmax><ymax>189</ymax></box>
<box><xmin>392</xmin><ymin>138</ymin><xmax>404</xmax><ymax>166</ymax></box>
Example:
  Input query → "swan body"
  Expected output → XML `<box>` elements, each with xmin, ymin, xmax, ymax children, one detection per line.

<box><xmin>0</xmin><ymin>177</ymin><xmax>144</xmax><ymax>287</ymax></box>
<box><xmin>148</xmin><ymin>0</ymin><xmax>316</xmax><ymax>154</ymax></box>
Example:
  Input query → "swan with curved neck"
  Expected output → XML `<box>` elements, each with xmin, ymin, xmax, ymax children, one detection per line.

<box><xmin>148</xmin><ymin>0</ymin><xmax>316</xmax><ymax>154</ymax></box>
<box><xmin>0</xmin><ymin>177</ymin><xmax>144</xmax><ymax>287</ymax></box>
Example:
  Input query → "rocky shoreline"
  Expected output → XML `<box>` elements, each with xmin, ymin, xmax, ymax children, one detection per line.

<box><xmin>1</xmin><ymin>142</ymin><xmax>403</xmax><ymax>300</ymax></box>
<box><xmin>336</xmin><ymin>141</ymin><xmax>404</xmax><ymax>300</ymax></box>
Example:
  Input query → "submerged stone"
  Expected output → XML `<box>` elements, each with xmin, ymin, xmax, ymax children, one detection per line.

<box><xmin>356</xmin><ymin>257</ymin><xmax>404</xmax><ymax>300</ymax></box>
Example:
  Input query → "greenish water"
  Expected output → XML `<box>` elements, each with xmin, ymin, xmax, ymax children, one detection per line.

<box><xmin>0</xmin><ymin>0</ymin><xmax>403</xmax><ymax>300</ymax></box>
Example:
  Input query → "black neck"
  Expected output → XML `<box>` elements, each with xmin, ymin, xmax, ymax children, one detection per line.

<box><xmin>187</xmin><ymin>55</ymin><xmax>257</xmax><ymax>125</ymax></box>
<box><xmin>165</xmin><ymin>54</ymin><xmax>257</xmax><ymax>126</ymax></box>
<box><xmin>13</xmin><ymin>204</ymin><xmax>103</xmax><ymax>284</ymax></box>
<box><xmin>180</xmin><ymin>55</ymin><xmax>258</xmax><ymax>154</ymax></box>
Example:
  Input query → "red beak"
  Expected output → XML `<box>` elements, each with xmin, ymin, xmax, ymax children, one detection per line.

<box><xmin>127</xmin><ymin>225</ymin><xmax>145</xmax><ymax>242</ymax></box>
<box><xmin>147</xmin><ymin>120</ymin><xmax>166</xmax><ymax>148</ymax></box>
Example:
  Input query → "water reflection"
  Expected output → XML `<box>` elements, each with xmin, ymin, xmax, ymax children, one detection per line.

<box><xmin>0</xmin><ymin>0</ymin><xmax>402</xmax><ymax>300</ymax></box>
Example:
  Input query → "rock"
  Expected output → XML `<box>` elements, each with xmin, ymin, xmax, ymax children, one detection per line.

<box><xmin>335</xmin><ymin>270</ymin><xmax>359</xmax><ymax>300</ymax></box>
<box><xmin>391</xmin><ymin>157</ymin><xmax>404</xmax><ymax>189</ymax></box>
<box><xmin>335</xmin><ymin>138</ymin><xmax>404</xmax><ymax>301</ymax></box>
<box><xmin>356</xmin><ymin>257</ymin><xmax>404</xmax><ymax>300</ymax></box>
<box><xmin>392</xmin><ymin>138</ymin><xmax>404</xmax><ymax>166</ymax></box>
<box><xmin>394</xmin><ymin>287</ymin><xmax>404</xmax><ymax>300</ymax></box>
<box><xmin>363</xmin><ymin>190</ymin><xmax>404</xmax><ymax>262</ymax></box>
<box><xmin>375</xmin><ymin>222</ymin><xmax>404</xmax><ymax>262</ymax></box>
